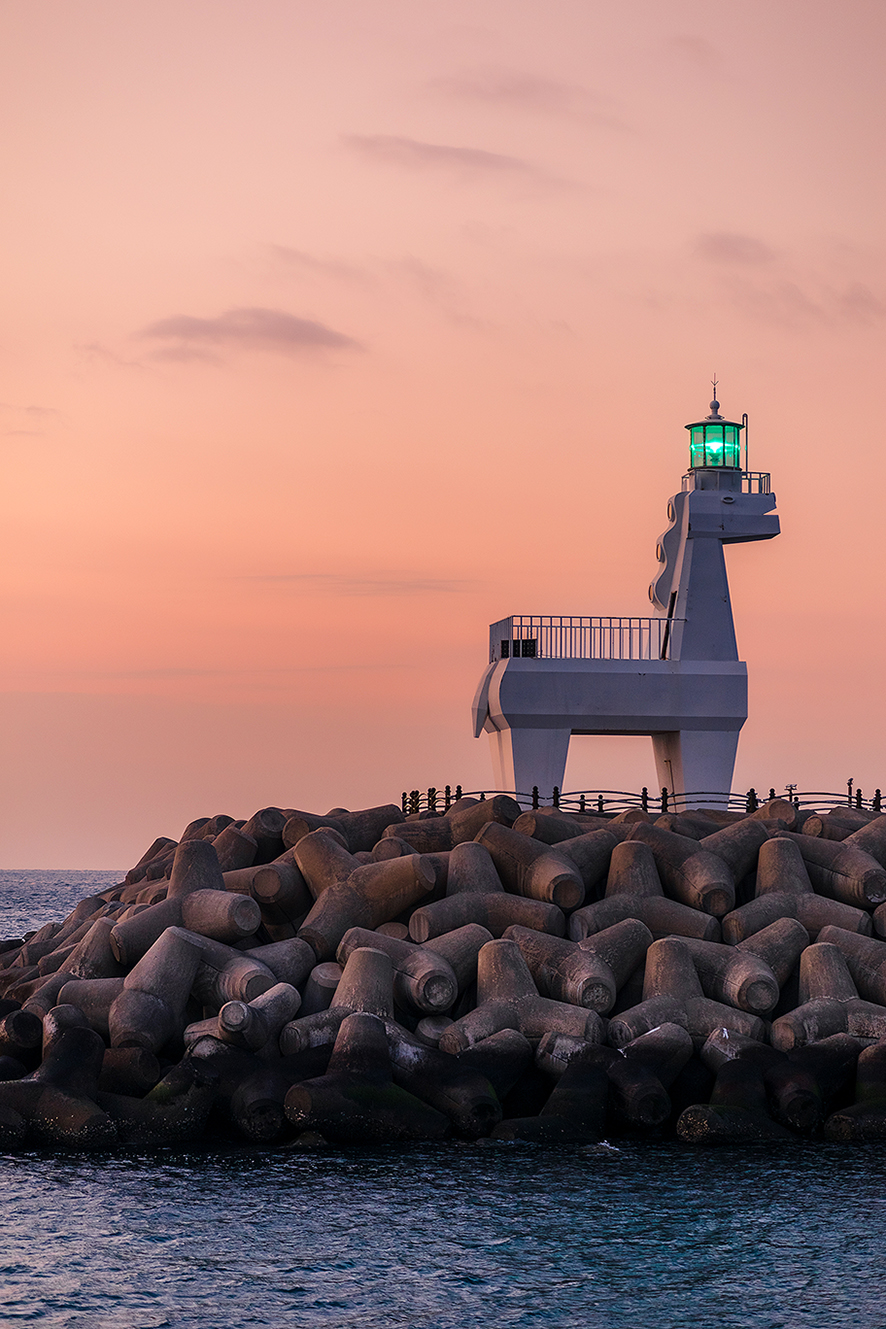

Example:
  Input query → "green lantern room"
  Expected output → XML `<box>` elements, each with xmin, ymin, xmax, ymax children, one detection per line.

<box><xmin>686</xmin><ymin>379</ymin><xmax>744</xmax><ymax>471</ymax></box>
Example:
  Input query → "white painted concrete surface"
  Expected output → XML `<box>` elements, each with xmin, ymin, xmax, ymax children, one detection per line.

<box><xmin>472</xmin><ymin>406</ymin><xmax>779</xmax><ymax>800</ymax></box>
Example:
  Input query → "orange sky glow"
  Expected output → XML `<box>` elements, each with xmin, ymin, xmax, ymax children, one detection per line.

<box><xmin>2</xmin><ymin>1</ymin><xmax>886</xmax><ymax>866</ymax></box>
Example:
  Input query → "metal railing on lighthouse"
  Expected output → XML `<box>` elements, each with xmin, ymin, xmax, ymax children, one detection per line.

<box><xmin>489</xmin><ymin>615</ymin><xmax>682</xmax><ymax>664</ymax></box>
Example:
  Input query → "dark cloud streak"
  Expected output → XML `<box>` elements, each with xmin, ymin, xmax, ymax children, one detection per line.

<box><xmin>429</xmin><ymin>68</ymin><xmax>628</xmax><ymax>129</ymax></box>
<box><xmin>267</xmin><ymin>246</ymin><xmax>369</xmax><ymax>284</ymax></box>
<box><xmin>139</xmin><ymin>307</ymin><xmax>362</xmax><ymax>357</ymax></box>
<box><xmin>695</xmin><ymin>232</ymin><xmax>777</xmax><ymax>266</ymax></box>
<box><xmin>0</xmin><ymin>402</ymin><xmax>59</xmax><ymax>417</ymax></box>
<box><xmin>77</xmin><ymin>342</ymin><xmax>144</xmax><ymax>369</ymax></box>
<box><xmin>236</xmin><ymin>572</ymin><xmax>474</xmax><ymax>597</ymax></box>
<box><xmin>692</xmin><ymin>232</ymin><xmax>886</xmax><ymax>329</ymax></box>
<box><xmin>344</xmin><ymin>133</ymin><xmax>536</xmax><ymax>176</ymax></box>
<box><xmin>671</xmin><ymin>34</ymin><xmax>722</xmax><ymax>64</ymax></box>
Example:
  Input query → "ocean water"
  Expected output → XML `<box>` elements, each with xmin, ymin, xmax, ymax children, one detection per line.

<box><xmin>2</xmin><ymin>871</ymin><xmax>886</xmax><ymax>1329</ymax></box>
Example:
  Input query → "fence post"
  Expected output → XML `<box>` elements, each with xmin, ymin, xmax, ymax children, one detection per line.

<box><xmin>746</xmin><ymin>788</ymin><xmax>758</xmax><ymax>812</ymax></box>
<box><xmin>444</xmin><ymin>784</ymin><xmax>451</xmax><ymax>811</ymax></box>
<box><xmin>402</xmin><ymin>791</ymin><xmax>408</xmax><ymax>814</ymax></box>
<box><xmin>641</xmin><ymin>786</ymin><xmax>648</xmax><ymax>812</ymax></box>
<box><xmin>597</xmin><ymin>795</ymin><xmax>604</xmax><ymax>814</ymax></box>
<box><xmin>480</xmin><ymin>791</ymin><xmax>486</xmax><ymax>802</ymax></box>
<box><xmin>579</xmin><ymin>794</ymin><xmax>586</xmax><ymax>813</ymax></box>
<box><xmin>532</xmin><ymin>786</ymin><xmax>539</xmax><ymax>810</ymax></box>
<box><xmin>769</xmin><ymin>788</ymin><xmax>776</xmax><ymax>801</ymax></box>
<box><xmin>857</xmin><ymin>788</ymin><xmax>863</xmax><ymax>809</ymax></box>
<box><xmin>876</xmin><ymin>789</ymin><xmax>882</xmax><ymax>813</ymax></box>
<box><xmin>410</xmin><ymin>790</ymin><xmax>421</xmax><ymax>815</ymax></box>
<box><xmin>848</xmin><ymin>778</ymin><xmax>854</xmax><ymax>806</ymax></box>
<box><xmin>552</xmin><ymin>786</ymin><xmax>560</xmax><ymax>809</ymax></box>
<box><xmin>660</xmin><ymin>787</ymin><xmax>669</xmax><ymax>815</ymax></box>
<box><xmin>455</xmin><ymin>785</ymin><xmax>462</xmax><ymax>801</ymax></box>
<box><xmin>428</xmin><ymin>787</ymin><xmax>437</xmax><ymax>814</ymax></box>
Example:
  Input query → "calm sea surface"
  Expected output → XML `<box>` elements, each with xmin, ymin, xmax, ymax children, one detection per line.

<box><xmin>2</xmin><ymin>870</ymin><xmax>886</xmax><ymax>1329</ymax></box>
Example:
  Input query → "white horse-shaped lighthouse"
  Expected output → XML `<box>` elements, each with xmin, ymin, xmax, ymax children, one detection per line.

<box><xmin>472</xmin><ymin>390</ymin><xmax>779</xmax><ymax>802</ymax></box>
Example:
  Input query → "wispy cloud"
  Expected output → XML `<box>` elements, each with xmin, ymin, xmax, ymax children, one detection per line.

<box><xmin>266</xmin><ymin>246</ymin><xmax>369</xmax><ymax>284</ymax></box>
<box><xmin>138</xmin><ymin>306</ymin><xmax>362</xmax><ymax>359</ymax></box>
<box><xmin>385</xmin><ymin>256</ymin><xmax>487</xmax><ymax>328</ymax></box>
<box><xmin>429</xmin><ymin>68</ymin><xmax>628</xmax><ymax>129</ymax></box>
<box><xmin>236</xmin><ymin>572</ymin><xmax>475</xmax><ymax>596</ymax></box>
<box><xmin>344</xmin><ymin>133</ymin><xmax>539</xmax><ymax>178</ymax></box>
<box><xmin>77</xmin><ymin>342</ymin><xmax>144</xmax><ymax>369</ymax></box>
<box><xmin>388</xmin><ymin>256</ymin><xmax>451</xmax><ymax>301</ymax></box>
<box><xmin>671</xmin><ymin>34</ymin><xmax>722</xmax><ymax>65</ymax></box>
<box><xmin>691</xmin><ymin>232</ymin><xmax>886</xmax><ymax>329</ymax></box>
<box><xmin>0</xmin><ymin>401</ymin><xmax>60</xmax><ymax>438</ymax></box>
<box><xmin>0</xmin><ymin>402</ymin><xmax>59</xmax><ymax>418</ymax></box>
<box><xmin>727</xmin><ymin>277</ymin><xmax>886</xmax><ymax>329</ymax></box>
<box><xmin>17</xmin><ymin>663</ymin><xmax>399</xmax><ymax>682</ymax></box>
<box><xmin>695</xmin><ymin>232</ymin><xmax>777</xmax><ymax>266</ymax></box>
<box><xmin>145</xmin><ymin>344</ymin><xmax>221</xmax><ymax>365</ymax></box>
<box><xmin>836</xmin><ymin>283</ymin><xmax>886</xmax><ymax>321</ymax></box>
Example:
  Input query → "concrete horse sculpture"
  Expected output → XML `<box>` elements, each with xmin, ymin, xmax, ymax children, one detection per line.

<box><xmin>472</xmin><ymin>395</ymin><xmax>779</xmax><ymax>803</ymax></box>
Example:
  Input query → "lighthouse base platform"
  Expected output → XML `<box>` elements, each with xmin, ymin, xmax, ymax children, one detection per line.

<box><xmin>472</xmin><ymin>656</ymin><xmax>747</xmax><ymax>802</ymax></box>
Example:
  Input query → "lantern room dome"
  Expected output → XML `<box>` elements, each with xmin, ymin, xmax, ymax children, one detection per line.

<box><xmin>685</xmin><ymin>388</ymin><xmax>744</xmax><ymax>470</ymax></box>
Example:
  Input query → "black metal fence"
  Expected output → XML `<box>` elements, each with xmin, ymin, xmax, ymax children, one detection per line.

<box><xmin>400</xmin><ymin>781</ymin><xmax>884</xmax><ymax>817</ymax></box>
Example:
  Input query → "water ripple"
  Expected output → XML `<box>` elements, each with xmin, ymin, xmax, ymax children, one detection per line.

<box><xmin>1</xmin><ymin>1141</ymin><xmax>885</xmax><ymax>1327</ymax></box>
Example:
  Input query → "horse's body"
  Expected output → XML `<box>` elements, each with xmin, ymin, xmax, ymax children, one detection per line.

<box><xmin>472</xmin><ymin>428</ymin><xmax>779</xmax><ymax>803</ymax></box>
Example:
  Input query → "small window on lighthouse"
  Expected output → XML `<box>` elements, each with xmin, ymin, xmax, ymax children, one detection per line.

<box><xmin>689</xmin><ymin>426</ymin><xmax>706</xmax><ymax>468</ymax></box>
<box><xmin>723</xmin><ymin>425</ymin><xmax>741</xmax><ymax>466</ymax></box>
<box><xmin>705</xmin><ymin>424</ymin><xmax>725</xmax><ymax>464</ymax></box>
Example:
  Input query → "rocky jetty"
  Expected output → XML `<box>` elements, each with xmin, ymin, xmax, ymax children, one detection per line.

<box><xmin>4</xmin><ymin>795</ymin><xmax>886</xmax><ymax>1149</ymax></box>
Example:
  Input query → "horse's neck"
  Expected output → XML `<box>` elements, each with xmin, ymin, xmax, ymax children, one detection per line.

<box><xmin>670</xmin><ymin>536</ymin><xmax>738</xmax><ymax>661</ymax></box>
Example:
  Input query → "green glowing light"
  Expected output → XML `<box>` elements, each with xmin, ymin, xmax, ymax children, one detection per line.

<box><xmin>687</xmin><ymin>420</ymin><xmax>742</xmax><ymax>468</ymax></box>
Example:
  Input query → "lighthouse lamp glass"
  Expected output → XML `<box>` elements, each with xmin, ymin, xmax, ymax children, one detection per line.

<box><xmin>689</xmin><ymin>423</ymin><xmax>742</xmax><ymax>469</ymax></box>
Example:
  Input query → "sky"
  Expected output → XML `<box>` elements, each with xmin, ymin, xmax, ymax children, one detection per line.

<box><xmin>2</xmin><ymin>0</ymin><xmax>886</xmax><ymax>868</ymax></box>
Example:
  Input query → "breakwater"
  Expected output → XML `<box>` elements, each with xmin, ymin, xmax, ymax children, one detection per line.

<box><xmin>3</xmin><ymin>795</ymin><xmax>886</xmax><ymax>1150</ymax></box>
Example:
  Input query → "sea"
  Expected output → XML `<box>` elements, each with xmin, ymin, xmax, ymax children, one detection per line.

<box><xmin>2</xmin><ymin>869</ymin><xmax>886</xmax><ymax>1329</ymax></box>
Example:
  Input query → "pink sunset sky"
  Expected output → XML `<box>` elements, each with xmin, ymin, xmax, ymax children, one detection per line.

<box><xmin>2</xmin><ymin>1</ymin><xmax>886</xmax><ymax>867</ymax></box>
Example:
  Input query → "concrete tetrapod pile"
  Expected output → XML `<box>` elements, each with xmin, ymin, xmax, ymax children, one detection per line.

<box><xmin>7</xmin><ymin>796</ymin><xmax>886</xmax><ymax>1148</ymax></box>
